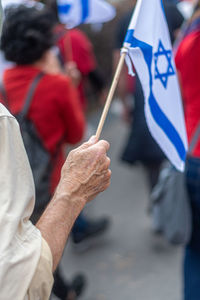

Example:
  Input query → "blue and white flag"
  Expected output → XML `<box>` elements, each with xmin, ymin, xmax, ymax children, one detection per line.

<box><xmin>57</xmin><ymin>0</ymin><xmax>116</xmax><ymax>29</ymax></box>
<box><xmin>122</xmin><ymin>0</ymin><xmax>188</xmax><ymax>171</ymax></box>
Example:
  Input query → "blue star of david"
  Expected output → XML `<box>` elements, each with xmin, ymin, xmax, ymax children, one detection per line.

<box><xmin>154</xmin><ymin>40</ymin><xmax>175</xmax><ymax>89</ymax></box>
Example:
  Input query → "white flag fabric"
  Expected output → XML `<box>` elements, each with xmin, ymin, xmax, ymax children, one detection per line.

<box><xmin>57</xmin><ymin>0</ymin><xmax>116</xmax><ymax>29</ymax></box>
<box><xmin>122</xmin><ymin>0</ymin><xmax>188</xmax><ymax>171</ymax></box>
<box><xmin>1</xmin><ymin>0</ymin><xmax>43</xmax><ymax>9</ymax></box>
<box><xmin>1</xmin><ymin>0</ymin><xmax>24</xmax><ymax>8</ymax></box>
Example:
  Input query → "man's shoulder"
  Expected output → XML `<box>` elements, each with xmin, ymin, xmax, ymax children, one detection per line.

<box><xmin>0</xmin><ymin>103</ymin><xmax>14</xmax><ymax>119</ymax></box>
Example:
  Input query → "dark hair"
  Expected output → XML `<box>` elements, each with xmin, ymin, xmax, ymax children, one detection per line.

<box><xmin>1</xmin><ymin>5</ymin><xmax>56</xmax><ymax>64</ymax></box>
<box><xmin>45</xmin><ymin>0</ymin><xmax>59</xmax><ymax>23</ymax></box>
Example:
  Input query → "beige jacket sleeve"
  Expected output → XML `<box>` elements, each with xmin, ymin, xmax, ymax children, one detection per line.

<box><xmin>26</xmin><ymin>238</ymin><xmax>54</xmax><ymax>300</ymax></box>
<box><xmin>0</xmin><ymin>104</ymin><xmax>53</xmax><ymax>300</ymax></box>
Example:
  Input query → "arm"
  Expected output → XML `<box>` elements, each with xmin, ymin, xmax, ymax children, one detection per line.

<box><xmin>36</xmin><ymin>136</ymin><xmax>111</xmax><ymax>271</ymax></box>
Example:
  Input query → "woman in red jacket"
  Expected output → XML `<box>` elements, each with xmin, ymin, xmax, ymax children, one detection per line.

<box><xmin>46</xmin><ymin>0</ymin><xmax>106</xmax><ymax>112</ymax></box>
<box><xmin>0</xmin><ymin>5</ymin><xmax>85</xmax><ymax>195</ymax></box>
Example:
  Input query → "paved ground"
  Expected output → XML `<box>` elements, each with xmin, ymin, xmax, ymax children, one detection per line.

<box><xmin>52</xmin><ymin>105</ymin><xmax>183</xmax><ymax>300</ymax></box>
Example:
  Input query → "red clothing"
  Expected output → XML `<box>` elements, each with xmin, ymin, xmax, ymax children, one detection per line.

<box><xmin>56</xmin><ymin>26</ymin><xmax>96</xmax><ymax>110</ymax></box>
<box><xmin>1</xmin><ymin>66</ymin><xmax>85</xmax><ymax>191</ymax></box>
<box><xmin>175</xmin><ymin>30</ymin><xmax>200</xmax><ymax>157</ymax></box>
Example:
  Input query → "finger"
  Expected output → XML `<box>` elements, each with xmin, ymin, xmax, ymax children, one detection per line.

<box><xmin>100</xmin><ymin>156</ymin><xmax>111</xmax><ymax>171</ymax></box>
<box><xmin>92</xmin><ymin>156</ymin><xmax>110</xmax><ymax>174</ymax></box>
<box><xmin>107</xmin><ymin>168</ymin><xmax>112</xmax><ymax>177</ymax></box>
<box><xmin>98</xmin><ymin>173</ymin><xmax>111</xmax><ymax>192</ymax></box>
<box><xmin>102</xmin><ymin>179</ymin><xmax>111</xmax><ymax>191</ymax></box>
<box><xmin>105</xmin><ymin>157</ymin><xmax>111</xmax><ymax>169</ymax></box>
<box><xmin>87</xmin><ymin>170</ymin><xmax>111</xmax><ymax>198</ymax></box>
<box><xmin>98</xmin><ymin>168</ymin><xmax>112</xmax><ymax>181</ymax></box>
<box><xmin>93</xmin><ymin>140</ymin><xmax>110</xmax><ymax>153</ymax></box>
<box><xmin>103</xmin><ymin>169</ymin><xmax>112</xmax><ymax>180</ymax></box>
<box><xmin>77</xmin><ymin>136</ymin><xmax>97</xmax><ymax>150</ymax></box>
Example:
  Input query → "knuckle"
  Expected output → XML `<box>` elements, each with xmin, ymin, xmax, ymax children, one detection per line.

<box><xmin>101</xmin><ymin>169</ymin><xmax>111</xmax><ymax>181</ymax></box>
<box><xmin>69</xmin><ymin>148</ymin><xmax>77</xmax><ymax>156</ymax></box>
<box><xmin>97</xmin><ymin>145</ymin><xmax>106</xmax><ymax>154</ymax></box>
<box><xmin>103</xmin><ymin>180</ymin><xmax>111</xmax><ymax>191</ymax></box>
<box><xmin>105</xmin><ymin>157</ymin><xmax>111</xmax><ymax>168</ymax></box>
<box><xmin>83</xmin><ymin>141</ymin><xmax>90</xmax><ymax>148</ymax></box>
<box><xmin>101</xmin><ymin>140</ymin><xmax>110</xmax><ymax>149</ymax></box>
<box><xmin>96</xmin><ymin>140</ymin><xmax>110</xmax><ymax>152</ymax></box>
<box><xmin>106</xmin><ymin>170</ymin><xmax>112</xmax><ymax>180</ymax></box>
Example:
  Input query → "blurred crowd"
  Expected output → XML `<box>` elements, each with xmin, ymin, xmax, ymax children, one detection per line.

<box><xmin>0</xmin><ymin>0</ymin><xmax>200</xmax><ymax>299</ymax></box>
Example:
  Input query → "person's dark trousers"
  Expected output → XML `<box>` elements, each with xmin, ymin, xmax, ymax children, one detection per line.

<box><xmin>53</xmin><ymin>268</ymin><xmax>71</xmax><ymax>300</ymax></box>
<box><xmin>144</xmin><ymin>161</ymin><xmax>163</xmax><ymax>190</ymax></box>
<box><xmin>184</xmin><ymin>157</ymin><xmax>200</xmax><ymax>300</ymax></box>
<box><xmin>71</xmin><ymin>212</ymin><xmax>110</xmax><ymax>244</ymax></box>
<box><xmin>72</xmin><ymin>213</ymin><xmax>89</xmax><ymax>233</ymax></box>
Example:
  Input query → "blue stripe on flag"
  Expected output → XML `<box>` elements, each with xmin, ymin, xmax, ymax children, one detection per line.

<box><xmin>81</xmin><ymin>0</ymin><xmax>89</xmax><ymax>22</ymax></box>
<box><xmin>160</xmin><ymin>0</ymin><xmax>165</xmax><ymax>16</ymax></box>
<box><xmin>57</xmin><ymin>3</ymin><xmax>72</xmax><ymax>14</ymax></box>
<box><xmin>124</xmin><ymin>30</ymin><xmax>186</xmax><ymax>162</ymax></box>
<box><xmin>149</xmin><ymin>91</ymin><xmax>186</xmax><ymax>162</ymax></box>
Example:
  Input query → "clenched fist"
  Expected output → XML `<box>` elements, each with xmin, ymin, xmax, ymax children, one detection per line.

<box><xmin>57</xmin><ymin>136</ymin><xmax>111</xmax><ymax>204</ymax></box>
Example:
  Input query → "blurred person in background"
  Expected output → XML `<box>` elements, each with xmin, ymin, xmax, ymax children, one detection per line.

<box><xmin>175</xmin><ymin>2</ymin><xmax>200</xmax><ymax>299</ymax></box>
<box><xmin>45</xmin><ymin>0</ymin><xmax>106</xmax><ymax>113</ymax></box>
<box><xmin>0</xmin><ymin>5</ymin><xmax>87</xmax><ymax>300</ymax></box>
<box><xmin>113</xmin><ymin>0</ymin><xmax>184</xmax><ymax>192</ymax></box>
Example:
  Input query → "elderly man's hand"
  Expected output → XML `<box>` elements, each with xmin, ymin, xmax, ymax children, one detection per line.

<box><xmin>37</xmin><ymin>136</ymin><xmax>111</xmax><ymax>270</ymax></box>
<box><xmin>57</xmin><ymin>136</ymin><xmax>111</xmax><ymax>204</ymax></box>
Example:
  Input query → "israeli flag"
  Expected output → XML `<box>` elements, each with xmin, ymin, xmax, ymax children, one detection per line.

<box><xmin>57</xmin><ymin>0</ymin><xmax>116</xmax><ymax>29</ymax></box>
<box><xmin>122</xmin><ymin>0</ymin><xmax>188</xmax><ymax>171</ymax></box>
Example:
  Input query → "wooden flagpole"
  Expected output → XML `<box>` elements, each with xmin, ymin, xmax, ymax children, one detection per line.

<box><xmin>96</xmin><ymin>51</ymin><xmax>127</xmax><ymax>140</ymax></box>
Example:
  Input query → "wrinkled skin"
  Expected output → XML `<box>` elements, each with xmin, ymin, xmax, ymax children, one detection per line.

<box><xmin>56</xmin><ymin>136</ymin><xmax>111</xmax><ymax>204</ymax></box>
<box><xmin>37</xmin><ymin>136</ymin><xmax>111</xmax><ymax>270</ymax></box>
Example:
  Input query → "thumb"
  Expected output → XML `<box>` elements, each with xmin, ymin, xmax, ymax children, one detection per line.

<box><xmin>79</xmin><ymin>135</ymin><xmax>98</xmax><ymax>150</ymax></box>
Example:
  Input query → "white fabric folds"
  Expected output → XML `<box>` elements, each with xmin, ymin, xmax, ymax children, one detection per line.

<box><xmin>0</xmin><ymin>104</ymin><xmax>42</xmax><ymax>300</ymax></box>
